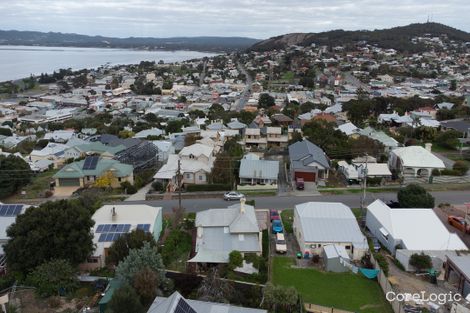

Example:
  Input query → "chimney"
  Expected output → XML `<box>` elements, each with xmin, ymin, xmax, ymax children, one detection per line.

<box><xmin>240</xmin><ymin>197</ymin><xmax>246</xmax><ymax>214</ymax></box>
<box><xmin>425</xmin><ymin>143</ymin><xmax>432</xmax><ymax>152</ymax></box>
<box><xmin>111</xmin><ymin>206</ymin><xmax>116</xmax><ymax>217</ymax></box>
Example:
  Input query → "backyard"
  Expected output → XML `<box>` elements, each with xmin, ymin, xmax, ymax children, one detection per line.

<box><xmin>272</xmin><ymin>257</ymin><xmax>393</xmax><ymax>313</ymax></box>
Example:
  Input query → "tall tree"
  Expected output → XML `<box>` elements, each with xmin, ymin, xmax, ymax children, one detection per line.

<box><xmin>397</xmin><ymin>184</ymin><xmax>435</xmax><ymax>208</ymax></box>
<box><xmin>0</xmin><ymin>155</ymin><xmax>32</xmax><ymax>199</ymax></box>
<box><xmin>5</xmin><ymin>200</ymin><xmax>94</xmax><ymax>274</ymax></box>
<box><xmin>106</xmin><ymin>230</ymin><xmax>157</xmax><ymax>266</ymax></box>
<box><xmin>106</xmin><ymin>284</ymin><xmax>145</xmax><ymax>313</ymax></box>
<box><xmin>197</xmin><ymin>268</ymin><xmax>233</xmax><ymax>303</ymax></box>
<box><xmin>27</xmin><ymin>259</ymin><xmax>79</xmax><ymax>297</ymax></box>
<box><xmin>258</xmin><ymin>93</ymin><xmax>275</xmax><ymax>109</ymax></box>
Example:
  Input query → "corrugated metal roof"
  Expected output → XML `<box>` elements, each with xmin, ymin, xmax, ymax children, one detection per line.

<box><xmin>288</xmin><ymin>139</ymin><xmax>330</xmax><ymax>170</ymax></box>
<box><xmin>239</xmin><ymin>159</ymin><xmax>279</xmax><ymax>180</ymax></box>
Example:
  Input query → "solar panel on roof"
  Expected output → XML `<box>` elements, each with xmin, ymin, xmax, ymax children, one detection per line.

<box><xmin>89</xmin><ymin>156</ymin><xmax>99</xmax><ymax>170</ymax></box>
<box><xmin>174</xmin><ymin>298</ymin><xmax>197</xmax><ymax>313</ymax></box>
<box><xmin>96</xmin><ymin>225</ymin><xmax>104</xmax><ymax>232</ymax></box>
<box><xmin>0</xmin><ymin>206</ymin><xmax>7</xmax><ymax>216</ymax></box>
<box><xmin>82</xmin><ymin>157</ymin><xmax>92</xmax><ymax>170</ymax></box>
<box><xmin>96</xmin><ymin>224</ymin><xmax>131</xmax><ymax>233</ymax></box>
<box><xmin>0</xmin><ymin>204</ymin><xmax>23</xmax><ymax>217</ymax></box>
<box><xmin>137</xmin><ymin>224</ymin><xmax>151</xmax><ymax>232</ymax></box>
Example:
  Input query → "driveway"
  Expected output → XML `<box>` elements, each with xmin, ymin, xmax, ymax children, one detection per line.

<box><xmin>125</xmin><ymin>182</ymin><xmax>153</xmax><ymax>201</ymax></box>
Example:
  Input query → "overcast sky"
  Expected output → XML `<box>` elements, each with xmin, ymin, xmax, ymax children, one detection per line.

<box><xmin>1</xmin><ymin>0</ymin><xmax>469</xmax><ymax>39</ymax></box>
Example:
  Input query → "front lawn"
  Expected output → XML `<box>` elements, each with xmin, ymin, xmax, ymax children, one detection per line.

<box><xmin>280</xmin><ymin>209</ymin><xmax>293</xmax><ymax>233</ymax></box>
<box><xmin>17</xmin><ymin>169</ymin><xmax>58</xmax><ymax>199</ymax></box>
<box><xmin>272</xmin><ymin>257</ymin><xmax>393</xmax><ymax>313</ymax></box>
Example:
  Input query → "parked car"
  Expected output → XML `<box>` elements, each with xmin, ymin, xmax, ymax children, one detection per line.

<box><xmin>296</xmin><ymin>178</ymin><xmax>304</xmax><ymax>190</ymax></box>
<box><xmin>272</xmin><ymin>220</ymin><xmax>283</xmax><ymax>234</ymax></box>
<box><xmin>371</xmin><ymin>237</ymin><xmax>381</xmax><ymax>252</ymax></box>
<box><xmin>224</xmin><ymin>191</ymin><xmax>245</xmax><ymax>201</ymax></box>
<box><xmin>448</xmin><ymin>215</ymin><xmax>470</xmax><ymax>234</ymax></box>
<box><xmin>270</xmin><ymin>209</ymin><xmax>280</xmax><ymax>221</ymax></box>
<box><xmin>275</xmin><ymin>233</ymin><xmax>287</xmax><ymax>254</ymax></box>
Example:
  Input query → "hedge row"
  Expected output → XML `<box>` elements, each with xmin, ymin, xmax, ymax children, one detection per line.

<box><xmin>186</xmin><ymin>184</ymin><xmax>231</xmax><ymax>192</ymax></box>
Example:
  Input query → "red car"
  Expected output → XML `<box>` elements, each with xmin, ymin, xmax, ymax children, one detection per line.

<box><xmin>448</xmin><ymin>215</ymin><xmax>470</xmax><ymax>234</ymax></box>
<box><xmin>270</xmin><ymin>209</ymin><xmax>280</xmax><ymax>221</ymax></box>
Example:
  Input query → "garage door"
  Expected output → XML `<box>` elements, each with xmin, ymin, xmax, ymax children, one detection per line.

<box><xmin>58</xmin><ymin>178</ymin><xmax>80</xmax><ymax>187</ymax></box>
<box><xmin>295</xmin><ymin>171</ymin><xmax>316</xmax><ymax>182</ymax></box>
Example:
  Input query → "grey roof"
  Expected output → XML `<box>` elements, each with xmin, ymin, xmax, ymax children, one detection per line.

<box><xmin>447</xmin><ymin>255</ymin><xmax>470</xmax><ymax>281</ymax></box>
<box><xmin>288</xmin><ymin>139</ymin><xmax>330</xmax><ymax>170</ymax></box>
<box><xmin>148</xmin><ymin>291</ymin><xmax>267</xmax><ymax>313</ymax></box>
<box><xmin>239</xmin><ymin>159</ymin><xmax>279</xmax><ymax>180</ymax></box>
<box><xmin>295</xmin><ymin>202</ymin><xmax>367</xmax><ymax>248</ymax></box>
<box><xmin>227</xmin><ymin>120</ymin><xmax>247</xmax><ymax>130</ymax></box>
<box><xmin>440</xmin><ymin>119</ymin><xmax>470</xmax><ymax>133</ymax></box>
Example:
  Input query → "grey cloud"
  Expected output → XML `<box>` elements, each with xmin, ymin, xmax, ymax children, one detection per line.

<box><xmin>0</xmin><ymin>0</ymin><xmax>468</xmax><ymax>38</ymax></box>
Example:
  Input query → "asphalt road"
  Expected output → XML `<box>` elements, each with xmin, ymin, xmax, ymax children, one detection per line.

<box><xmin>236</xmin><ymin>62</ymin><xmax>252</xmax><ymax>111</ymax></box>
<box><xmin>115</xmin><ymin>190</ymin><xmax>470</xmax><ymax>213</ymax></box>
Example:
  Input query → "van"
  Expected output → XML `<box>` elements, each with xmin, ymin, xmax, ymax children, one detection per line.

<box><xmin>275</xmin><ymin>233</ymin><xmax>287</xmax><ymax>254</ymax></box>
<box><xmin>296</xmin><ymin>178</ymin><xmax>304</xmax><ymax>190</ymax></box>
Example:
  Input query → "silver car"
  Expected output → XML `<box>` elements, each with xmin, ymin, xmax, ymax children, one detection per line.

<box><xmin>224</xmin><ymin>191</ymin><xmax>245</xmax><ymax>201</ymax></box>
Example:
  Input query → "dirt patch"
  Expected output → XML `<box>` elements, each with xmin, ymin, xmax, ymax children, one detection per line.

<box><xmin>10</xmin><ymin>289</ymin><xmax>85</xmax><ymax>313</ymax></box>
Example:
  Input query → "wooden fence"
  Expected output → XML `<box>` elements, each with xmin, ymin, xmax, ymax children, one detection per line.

<box><xmin>304</xmin><ymin>303</ymin><xmax>354</xmax><ymax>313</ymax></box>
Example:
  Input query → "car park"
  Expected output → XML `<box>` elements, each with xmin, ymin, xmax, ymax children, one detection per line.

<box><xmin>223</xmin><ymin>191</ymin><xmax>245</xmax><ymax>201</ymax></box>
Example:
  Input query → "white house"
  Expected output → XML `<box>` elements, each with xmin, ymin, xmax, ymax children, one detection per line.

<box><xmin>366</xmin><ymin>199</ymin><xmax>467</xmax><ymax>258</ymax></box>
<box><xmin>293</xmin><ymin>202</ymin><xmax>368</xmax><ymax>260</ymax></box>
<box><xmin>389</xmin><ymin>145</ymin><xmax>445</xmax><ymax>178</ymax></box>
<box><xmin>81</xmin><ymin>204</ymin><xmax>163</xmax><ymax>270</ymax></box>
<box><xmin>188</xmin><ymin>199</ymin><xmax>262</xmax><ymax>264</ymax></box>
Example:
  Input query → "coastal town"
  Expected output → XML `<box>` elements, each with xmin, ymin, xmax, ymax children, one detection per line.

<box><xmin>0</xmin><ymin>23</ymin><xmax>470</xmax><ymax>313</ymax></box>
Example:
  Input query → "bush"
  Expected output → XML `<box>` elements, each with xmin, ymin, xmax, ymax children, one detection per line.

<box><xmin>161</xmin><ymin>229</ymin><xmax>192</xmax><ymax>266</ymax></box>
<box><xmin>121</xmin><ymin>182</ymin><xmax>137</xmax><ymax>194</ymax></box>
<box><xmin>432</xmin><ymin>169</ymin><xmax>441</xmax><ymax>176</ymax></box>
<box><xmin>409</xmin><ymin>252</ymin><xmax>432</xmax><ymax>272</ymax></box>
<box><xmin>186</xmin><ymin>184</ymin><xmax>231</xmax><ymax>192</ymax></box>
<box><xmin>366</xmin><ymin>177</ymin><xmax>383</xmax><ymax>187</ymax></box>
<box><xmin>228</xmin><ymin>251</ymin><xmax>243</xmax><ymax>270</ymax></box>
<box><xmin>152</xmin><ymin>181</ymin><xmax>164</xmax><ymax>192</ymax></box>
<box><xmin>245</xmin><ymin>199</ymin><xmax>255</xmax><ymax>206</ymax></box>
<box><xmin>440</xmin><ymin>169</ymin><xmax>461</xmax><ymax>176</ymax></box>
<box><xmin>397</xmin><ymin>184</ymin><xmax>435</xmax><ymax>208</ymax></box>
<box><xmin>374</xmin><ymin>253</ymin><xmax>389</xmax><ymax>276</ymax></box>
<box><xmin>453</xmin><ymin>161</ymin><xmax>469</xmax><ymax>176</ymax></box>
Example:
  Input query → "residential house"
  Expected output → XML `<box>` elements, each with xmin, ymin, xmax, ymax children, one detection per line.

<box><xmin>239</xmin><ymin>154</ymin><xmax>279</xmax><ymax>185</ymax></box>
<box><xmin>388</xmin><ymin>145</ymin><xmax>445</xmax><ymax>178</ymax></box>
<box><xmin>53</xmin><ymin>156</ymin><xmax>134</xmax><ymax>194</ymax></box>
<box><xmin>0</xmin><ymin>204</ymin><xmax>27</xmax><ymax>258</ymax></box>
<box><xmin>288</xmin><ymin>139</ymin><xmax>330</xmax><ymax>184</ymax></box>
<box><xmin>151</xmin><ymin>140</ymin><xmax>175</xmax><ymax>162</ymax></box>
<box><xmin>64</xmin><ymin>142</ymin><xmax>126</xmax><ymax>160</ymax></box>
<box><xmin>188</xmin><ymin>199</ymin><xmax>262</xmax><ymax>264</ymax></box>
<box><xmin>337</xmin><ymin>122</ymin><xmax>359</xmax><ymax>137</ymax></box>
<box><xmin>81</xmin><ymin>204</ymin><xmax>162</xmax><ymax>270</ymax></box>
<box><xmin>134</xmin><ymin>128</ymin><xmax>165</xmax><ymax>139</ymax></box>
<box><xmin>444</xmin><ymin>255</ymin><xmax>470</xmax><ymax>298</ymax></box>
<box><xmin>154</xmin><ymin>143</ymin><xmax>214</xmax><ymax>187</ymax></box>
<box><xmin>366</xmin><ymin>200</ymin><xmax>467</xmax><ymax>270</ymax></box>
<box><xmin>293</xmin><ymin>202</ymin><xmax>368</xmax><ymax>260</ymax></box>
<box><xmin>244</xmin><ymin>128</ymin><xmax>267</xmax><ymax>150</ymax></box>
<box><xmin>29</xmin><ymin>142</ymin><xmax>70</xmax><ymax>168</ymax></box>
<box><xmin>147</xmin><ymin>291</ymin><xmax>267</xmax><ymax>313</ymax></box>
<box><xmin>265</xmin><ymin>127</ymin><xmax>288</xmax><ymax>148</ymax></box>
<box><xmin>359</xmin><ymin>127</ymin><xmax>399</xmax><ymax>151</ymax></box>
<box><xmin>44</xmin><ymin>130</ymin><xmax>76</xmax><ymax>143</ymax></box>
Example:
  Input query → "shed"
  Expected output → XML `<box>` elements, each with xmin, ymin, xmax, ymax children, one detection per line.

<box><xmin>98</xmin><ymin>278</ymin><xmax>123</xmax><ymax>313</ymax></box>
<box><xmin>323</xmin><ymin>244</ymin><xmax>350</xmax><ymax>272</ymax></box>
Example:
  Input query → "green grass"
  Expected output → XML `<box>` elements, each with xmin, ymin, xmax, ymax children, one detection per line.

<box><xmin>272</xmin><ymin>257</ymin><xmax>393</xmax><ymax>313</ymax></box>
<box><xmin>281</xmin><ymin>71</ymin><xmax>295</xmax><ymax>81</ymax></box>
<box><xmin>18</xmin><ymin>169</ymin><xmax>58</xmax><ymax>199</ymax></box>
<box><xmin>431</xmin><ymin>144</ymin><xmax>457</xmax><ymax>153</ymax></box>
<box><xmin>280</xmin><ymin>209</ymin><xmax>293</xmax><ymax>233</ymax></box>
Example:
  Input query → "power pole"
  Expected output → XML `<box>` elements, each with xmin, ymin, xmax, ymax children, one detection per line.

<box><xmin>177</xmin><ymin>159</ymin><xmax>182</xmax><ymax>211</ymax></box>
<box><xmin>361</xmin><ymin>153</ymin><xmax>369</xmax><ymax>216</ymax></box>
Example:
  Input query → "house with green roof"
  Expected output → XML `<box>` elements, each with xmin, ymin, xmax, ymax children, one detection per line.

<box><xmin>53</xmin><ymin>156</ymin><xmax>134</xmax><ymax>194</ymax></box>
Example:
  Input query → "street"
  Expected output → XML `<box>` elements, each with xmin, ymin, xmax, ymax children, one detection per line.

<box><xmin>115</xmin><ymin>190</ymin><xmax>470</xmax><ymax>213</ymax></box>
<box><xmin>236</xmin><ymin>61</ymin><xmax>252</xmax><ymax>111</ymax></box>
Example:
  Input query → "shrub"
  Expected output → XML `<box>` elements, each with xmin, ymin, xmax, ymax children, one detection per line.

<box><xmin>397</xmin><ymin>184</ymin><xmax>435</xmax><ymax>208</ymax></box>
<box><xmin>374</xmin><ymin>253</ymin><xmax>389</xmax><ymax>276</ymax></box>
<box><xmin>432</xmin><ymin>169</ymin><xmax>441</xmax><ymax>176</ymax></box>
<box><xmin>186</xmin><ymin>184</ymin><xmax>231</xmax><ymax>192</ymax></box>
<box><xmin>152</xmin><ymin>181</ymin><xmax>164</xmax><ymax>192</ymax></box>
<box><xmin>453</xmin><ymin>161</ymin><xmax>469</xmax><ymax>176</ymax></box>
<box><xmin>121</xmin><ymin>182</ymin><xmax>137</xmax><ymax>194</ymax></box>
<box><xmin>440</xmin><ymin>169</ymin><xmax>461</xmax><ymax>176</ymax></box>
<box><xmin>409</xmin><ymin>252</ymin><xmax>432</xmax><ymax>272</ymax></box>
<box><xmin>228</xmin><ymin>250</ymin><xmax>243</xmax><ymax>270</ymax></box>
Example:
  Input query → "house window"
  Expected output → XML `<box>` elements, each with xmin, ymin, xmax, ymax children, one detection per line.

<box><xmin>239</xmin><ymin>234</ymin><xmax>245</xmax><ymax>241</ymax></box>
<box><xmin>345</xmin><ymin>245</ymin><xmax>351</xmax><ymax>250</ymax></box>
<box><xmin>87</xmin><ymin>257</ymin><xmax>99</xmax><ymax>264</ymax></box>
<box><xmin>118</xmin><ymin>177</ymin><xmax>122</xmax><ymax>182</ymax></box>
<box><xmin>199</xmin><ymin>175</ymin><xmax>203</xmax><ymax>181</ymax></box>
<box><xmin>186</xmin><ymin>174</ymin><xmax>191</xmax><ymax>179</ymax></box>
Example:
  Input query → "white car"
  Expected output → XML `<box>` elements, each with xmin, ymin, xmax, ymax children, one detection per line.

<box><xmin>223</xmin><ymin>191</ymin><xmax>245</xmax><ymax>201</ymax></box>
<box><xmin>275</xmin><ymin>233</ymin><xmax>287</xmax><ymax>254</ymax></box>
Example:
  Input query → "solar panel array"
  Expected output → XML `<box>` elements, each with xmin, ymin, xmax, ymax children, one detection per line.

<box><xmin>96</xmin><ymin>224</ymin><xmax>131</xmax><ymax>233</ymax></box>
<box><xmin>137</xmin><ymin>224</ymin><xmax>151</xmax><ymax>232</ymax></box>
<box><xmin>175</xmin><ymin>298</ymin><xmax>197</xmax><ymax>313</ymax></box>
<box><xmin>82</xmin><ymin>156</ymin><xmax>99</xmax><ymax>170</ymax></box>
<box><xmin>0</xmin><ymin>204</ymin><xmax>23</xmax><ymax>217</ymax></box>
<box><xmin>98</xmin><ymin>233</ymin><xmax>123</xmax><ymax>242</ymax></box>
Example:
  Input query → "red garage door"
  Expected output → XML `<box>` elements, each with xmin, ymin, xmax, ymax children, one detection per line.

<box><xmin>295</xmin><ymin>171</ymin><xmax>316</xmax><ymax>182</ymax></box>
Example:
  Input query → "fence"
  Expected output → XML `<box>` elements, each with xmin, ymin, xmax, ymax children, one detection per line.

<box><xmin>369</xmin><ymin>254</ymin><xmax>407</xmax><ymax>313</ymax></box>
<box><xmin>304</xmin><ymin>303</ymin><xmax>353</xmax><ymax>313</ymax></box>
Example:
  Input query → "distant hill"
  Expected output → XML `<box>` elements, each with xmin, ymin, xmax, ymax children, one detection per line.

<box><xmin>250</xmin><ymin>23</ymin><xmax>470</xmax><ymax>52</ymax></box>
<box><xmin>0</xmin><ymin>30</ymin><xmax>261</xmax><ymax>52</ymax></box>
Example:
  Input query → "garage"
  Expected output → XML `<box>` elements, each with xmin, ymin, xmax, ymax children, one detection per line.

<box><xmin>58</xmin><ymin>178</ymin><xmax>80</xmax><ymax>187</ymax></box>
<box><xmin>294</xmin><ymin>171</ymin><xmax>316</xmax><ymax>182</ymax></box>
